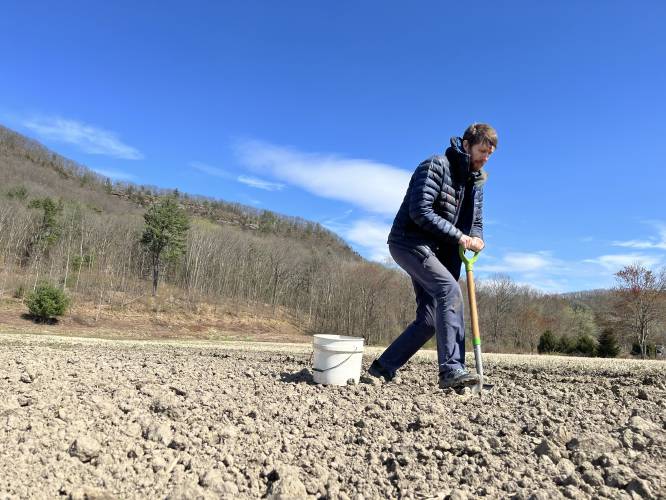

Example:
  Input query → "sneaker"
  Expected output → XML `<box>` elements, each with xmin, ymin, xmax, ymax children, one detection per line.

<box><xmin>438</xmin><ymin>368</ymin><xmax>479</xmax><ymax>389</ymax></box>
<box><xmin>368</xmin><ymin>360</ymin><xmax>395</xmax><ymax>382</ymax></box>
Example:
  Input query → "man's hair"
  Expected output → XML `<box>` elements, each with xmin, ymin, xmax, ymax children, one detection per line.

<box><xmin>463</xmin><ymin>123</ymin><xmax>498</xmax><ymax>148</ymax></box>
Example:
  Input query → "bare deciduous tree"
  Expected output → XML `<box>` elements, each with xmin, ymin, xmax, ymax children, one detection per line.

<box><xmin>478</xmin><ymin>273</ymin><xmax>518</xmax><ymax>347</ymax></box>
<box><xmin>614</xmin><ymin>264</ymin><xmax>666</xmax><ymax>359</ymax></box>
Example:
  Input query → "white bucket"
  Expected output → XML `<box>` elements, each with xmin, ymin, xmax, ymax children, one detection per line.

<box><xmin>312</xmin><ymin>334</ymin><xmax>364</xmax><ymax>386</ymax></box>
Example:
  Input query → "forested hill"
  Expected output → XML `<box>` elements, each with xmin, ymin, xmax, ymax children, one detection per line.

<box><xmin>0</xmin><ymin>124</ymin><xmax>359</xmax><ymax>261</ymax></box>
<box><xmin>0</xmin><ymin>123</ymin><xmax>410</xmax><ymax>346</ymax></box>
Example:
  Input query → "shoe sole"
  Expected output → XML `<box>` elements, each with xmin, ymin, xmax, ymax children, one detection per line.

<box><xmin>439</xmin><ymin>377</ymin><xmax>480</xmax><ymax>390</ymax></box>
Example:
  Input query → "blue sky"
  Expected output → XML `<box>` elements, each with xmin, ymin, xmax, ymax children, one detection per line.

<box><xmin>1</xmin><ymin>1</ymin><xmax>665</xmax><ymax>292</ymax></box>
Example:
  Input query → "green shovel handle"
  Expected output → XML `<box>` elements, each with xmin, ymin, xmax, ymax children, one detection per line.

<box><xmin>459</xmin><ymin>245</ymin><xmax>480</xmax><ymax>270</ymax></box>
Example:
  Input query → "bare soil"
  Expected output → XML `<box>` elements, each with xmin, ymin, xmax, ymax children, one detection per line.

<box><xmin>1</xmin><ymin>334</ymin><xmax>664</xmax><ymax>499</ymax></box>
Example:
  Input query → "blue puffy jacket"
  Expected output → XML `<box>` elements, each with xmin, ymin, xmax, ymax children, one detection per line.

<box><xmin>387</xmin><ymin>137</ymin><xmax>487</xmax><ymax>261</ymax></box>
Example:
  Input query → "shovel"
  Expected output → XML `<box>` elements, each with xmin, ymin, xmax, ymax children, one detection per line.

<box><xmin>459</xmin><ymin>245</ymin><xmax>494</xmax><ymax>395</ymax></box>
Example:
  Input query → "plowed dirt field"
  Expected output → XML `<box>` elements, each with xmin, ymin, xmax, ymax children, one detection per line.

<box><xmin>1</xmin><ymin>334</ymin><xmax>664</xmax><ymax>499</ymax></box>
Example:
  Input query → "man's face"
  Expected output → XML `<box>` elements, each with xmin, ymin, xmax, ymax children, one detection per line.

<box><xmin>464</xmin><ymin>141</ymin><xmax>495</xmax><ymax>172</ymax></box>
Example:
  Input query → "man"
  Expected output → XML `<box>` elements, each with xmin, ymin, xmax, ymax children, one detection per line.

<box><xmin>369</xmin><ymin>123</ymin><xmax>497</xmax><ymax>389</ymax></box>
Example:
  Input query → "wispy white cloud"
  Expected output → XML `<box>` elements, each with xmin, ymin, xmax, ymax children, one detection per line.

<box><xmin>583</xmin><ymin>253</ymin><xmax>662</xmax><ymax>272</ymax></box>
<box><xmin>190</xmin><ymin>161</ymin><xmax>232</xmax><ymax>178</ymax></box>
<box><xmin>191</xmin><ymin>161</ymin><xmax>286</xmax><ymax>192</ymax></box>
<box><xmin>475</xmin><ymin>248</ymin><xmax>662</xmax><ymax>293</ymax></box>
<box><xmin>342</xmin><ymin>219</ymin><xmax>391</xmax><ymax>262</ymax></box>
<box><xmin>234</xmin><ymin>140</ymin><xmax>410</xmax><ymax>215</ymax></box>
<box><xmin>519</xmin><ymin>276</ymin><xmax>570</xmax><ymax>294</ymax></box>
<box><xmin>475</xmin><ymin>251</ymin><xmax>557</xmax><ymax>274</ymax></box>
<box><xmin>322</xmin><ymin>216</ymin><xmax>391</xmax><ymax>262</ymax></box>
<box><xmin>474</xmin><ymin>251</ymin><xmax>574</xmax><ymax>293</ymax></box>
<box><xmin>506</xmin><ymin>253</ymin><xmax>553</xmax><ymax>272</ymax></box>
<box><xmin>612</xmin><ymin>221</ymin><xmax>666</xmax><ymax>250</ymax></box>
<box><xmin>493</xmin><ymin>222</ymin><xmax>666</xmax><ymax>291</ymax></box>
<box><xmin>237</xmin><ymin>175</ymin><xmax>285</xmax><ymax>191</ymax></box>
<box><xmin>612</xmin><ymin>239</ymin><xmax>666</xmax><ymax>250</ymax></box>
<box><xmin>92</xmin><ymin>168</ymin><xmax>136</xmax><ymax>181</ymax></box>
<box><xmin>321</xmin><ymin>209</ymin><xmax>354</xmax><ymax>226</ymax></box>
<box><xmin>21</xmin><ymin>115</ymin><xmax>143</xmax><ymax>160</ymax></box>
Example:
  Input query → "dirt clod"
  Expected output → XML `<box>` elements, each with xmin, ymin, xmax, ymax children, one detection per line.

<box><xmin>266</xmin><ymin>465</ymin><xmax>307</xmax><ymax>499</ymax></box>
<box><xmin>535</xmin><ymin>438</ymin><xmax>562</xmax><ymax>463</ymax></box>
<box><xmin>69</xmin><ymin>437</ymin><xmax>101</xmax><ymax>463</ymax></box>
<box><xmin>626</xmin><ymin>477</ymin><xmax>654</xmax><ymax>499</ymax></box>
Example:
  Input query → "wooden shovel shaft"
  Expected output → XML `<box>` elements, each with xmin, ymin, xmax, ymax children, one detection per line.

<box><xmin>459</xmin><ymin>246</ymin><xmax>486</xmax><ymax>393</ymax></box>
<box><xmin>465</xmin><ymin>268</ymin><xmax>481</xmax><ymax>347</ymax></box>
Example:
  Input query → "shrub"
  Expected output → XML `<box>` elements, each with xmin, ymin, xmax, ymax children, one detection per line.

<box><xmin>574</xmin><ymin>334</ymin><xmax>596</xmax><ymax>357</ymax></box>
<box><xmin>26</xmin><ymin>282</ymin><xmax>70</xmax><ymax>321</ymax></box>
<box><xmin>557</xmin><ymin>335</ymin><xmax>577</xmax><ymax>354</ymax></box>
<box><xmin>597</xmin><ymin>328</ymin><xmax>620</xmax><ymax>358</ymax></box>
<box><xmin>537</xmin><ymin>330</ymin><xmax>558</xmax><ymax>354</ymax></box>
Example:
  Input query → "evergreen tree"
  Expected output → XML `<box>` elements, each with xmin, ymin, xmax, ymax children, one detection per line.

<box><xmin>574</xmin><ymin>334</ymin><xmax>596</xmax><ymax>357</ymax></box>
<box><xmin>26</xmin><ymin>282</ymin><xmax>70</xmax><ymax>321</ymax></box>
<box><xmin>557</xmin><ymin>335</ymin><xmax>578</xmax><ymax>354</ymax></box>
<box><xmin>22</xmin><ymin>197</ymin><xmax>63</xmax><ymax>265</ymax></box>
<box><xmin>597</xmin><ymin>328</ymin><xmax>620</xmax><ymax>358</ymax></box>
<box><xmin>28</xmin><ymin>197</ymin><xmax>63</xmax><ymax>247</ymax></box>
<box><xmin>537</xmin><ymin>330</ymin><xmax>558</xmax><ymax>354</ymax></box>
<box><xmin>141</xmin><ymin>198</ymin><xmax>190</xmax><ymax>296</ymax></box>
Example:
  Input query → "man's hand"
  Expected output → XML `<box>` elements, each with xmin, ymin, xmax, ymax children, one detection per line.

<box><xmin>469</xmin><ymin>237</ymin><xmax>485</xmax><ymax>252</ymax></box>
<box><xmin>459</xmin><ymin>235</ymin><xmax>473</xmax><ymax>250</ymax></box>
<box><xmin>460</xmin><ymin>235</ymin><xmax>485</xmax><ymax>252</ymax></box>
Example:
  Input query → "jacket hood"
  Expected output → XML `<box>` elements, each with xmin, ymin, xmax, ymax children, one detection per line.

<box><xmin>446</xmin><ymin>136</ymin><xmax>488</xmax><ymax>187</ymax></box>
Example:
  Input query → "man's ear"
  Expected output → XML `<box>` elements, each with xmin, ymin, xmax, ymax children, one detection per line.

<box><xmin>462</xmin><ymin>140</ymin><xmax>470</xmax><ymax>153</ymax></box>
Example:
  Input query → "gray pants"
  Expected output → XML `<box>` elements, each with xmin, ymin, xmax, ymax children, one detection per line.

<box><xmin>377</xmin><ymin>244</ymin><xmax>465</xmax><ymax>377</ymax></box>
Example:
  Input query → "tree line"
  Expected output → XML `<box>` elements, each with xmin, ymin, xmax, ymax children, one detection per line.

<box><xmin>0</xmin><ymin>192</ymin><xmax>413</xmax><ymax>344</ymax></box>
<box><xmin>1</xmin><ymin>189</ymin><xmax>664</xmax><ymax>358</ymax></box>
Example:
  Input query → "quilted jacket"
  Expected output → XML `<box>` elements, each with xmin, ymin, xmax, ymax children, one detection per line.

<box><xmin>387</xmin><ymin>137</ymin><xmax>487</xmax><ymax>261</ymax></box>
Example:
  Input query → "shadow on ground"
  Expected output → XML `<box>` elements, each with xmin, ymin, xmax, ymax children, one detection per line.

<box><xmin>21</xmin><ymin>313</ymin><xmax>59</xmax><ymax>325</ymax></box>
<box><xmin>279</xmin><ymin>368</ymin><xmax>315</xmax><ymax>384</ymax></box>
